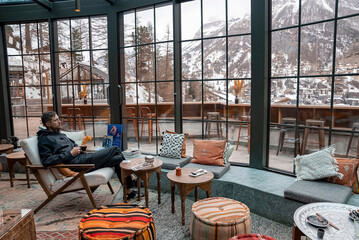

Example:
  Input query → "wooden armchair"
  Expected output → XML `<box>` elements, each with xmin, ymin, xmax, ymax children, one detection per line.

<box><xmin>20</xmin><ymin>131</ymin><xmax>115</xmax><ymax>214</ymax></box>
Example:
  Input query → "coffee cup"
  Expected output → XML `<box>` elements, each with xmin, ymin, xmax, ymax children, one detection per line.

<box><xmin>80</xmin><ymin>145</ymin><xmax>87</xmax><ymax>153</ymax></box>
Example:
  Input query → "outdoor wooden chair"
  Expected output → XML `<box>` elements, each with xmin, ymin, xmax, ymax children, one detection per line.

<box><xmin>20</xmin><ymin>131</ymin><xmax>115</xmax><ymax>214</ymax></box>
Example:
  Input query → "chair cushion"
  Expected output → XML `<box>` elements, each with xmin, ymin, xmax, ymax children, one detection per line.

<box><xmin>159</xmin><ymin>132</ymin><xmax>184</xmax><ymax>159</ymax></box>
<box><xmin>61</xmin><ymin>130</ymin><xmax>85</xmax><ymax>146</ymax></box>
<box><xmin>191</xmin><ymin>140</ymin><xmax>226</xmax><ymax>166</ymax></box>
<box><xmin>325</xmin><ymin>157</ymin><xmax>358</xmax><ymax>190</ymax></box>
<box><xmin>294</xmin><ymin>147</ymin><xmax>343</xmax><ymax>181</ymax></box>
<box><xmin>155</xmin><ymin>155</ymin><xmax>191</xmax><ymax>170</ymax></box>
<box><xmin>50</xmin><ymin>167</ymin><xmax>115</xmax><ymax>193</ymax></box>
<box><xmin>284</xmin><ymin>180</ymin><xmax>352</xmax><ymax>204</ymax></box>
<box><xmin>166</xmin><ymin>130</ymin><xmax>189</xmax><ymax>158</ymax></box>
<box><xmin>183</xmin><ymin>162</ymin><xmax>230</xmax><ymax>179</ymax></box>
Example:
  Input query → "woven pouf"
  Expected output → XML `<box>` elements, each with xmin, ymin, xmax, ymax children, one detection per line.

<box><xmin>79</xmin><ymin>203</ymin><xmax>155</xmax><ymax>240</ymax></box>
<box><xmin>229</xmin><ymin>234</ymin><xmax>276</xmax><ymax>240</ymax></box>
<box><xmin>190</xmin><ymin>197</ymin><xmax>251</xmax><ymax>240</ymax></box>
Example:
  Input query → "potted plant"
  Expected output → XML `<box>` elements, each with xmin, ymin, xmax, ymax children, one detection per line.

<box><xmin>231</xmin><ymin>80</ymin><xmax>244</xmax><ymax>104</ymax></box>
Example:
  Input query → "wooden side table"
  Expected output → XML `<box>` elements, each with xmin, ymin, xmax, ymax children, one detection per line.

<box><xmin>6</xmin><ymin>151</ymin><xmax>30</xmax><ymax>188</ymax></box>
<box><xmin>0</xmin><ymin>209</ymin><xmax>36</xmax><ymax>240</ymax></box>
<box><xmin>120</xmin><ymin>158</ymin><xmax>162</xmax><ymax>208</ymax></box>
<box><xmin>167</xmin><ymin>168</ymin><xmax>214</xmax><ymax>225</ymax></box>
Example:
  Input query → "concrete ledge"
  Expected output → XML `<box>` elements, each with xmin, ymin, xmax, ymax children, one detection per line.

<box><xmin>148</xmin><ymin>166</ymin><xmax>359</xmax><ymax>226</ymax></box>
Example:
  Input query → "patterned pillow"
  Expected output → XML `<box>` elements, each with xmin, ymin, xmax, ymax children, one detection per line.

<box><xmin>159</xmin><ymin>132</ymin><xmax>184</xmax><ymax>159</ymax></box>
<box><xmin>295</xmin><ymin>147</ymin><xmax>343</xmax><ymax>181</ymax></box>
<box><xmin>166</xmin><ymin>130</ymin><xmax>189</xmax><ymax>158</ymax></box>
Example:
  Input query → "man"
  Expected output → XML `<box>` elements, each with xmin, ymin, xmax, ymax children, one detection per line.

<box><xmin>37</xmin><ymin>111</ymin><xmax>137</xmax><ymax>199</ymax></box>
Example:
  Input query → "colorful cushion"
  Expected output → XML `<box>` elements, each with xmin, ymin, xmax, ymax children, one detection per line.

<box><xmin>79</xmin><ymin>203</ymin><xmax>155</xmax><ymax>240</ymax></box>
<box><xmin>165</xmin><ymin>130</ymin><xmax>189</xmax><ymax>158</ymax></box>
<box><xmin>294</xmin><ymin>147</ymin><xmax>343</xmax><ymax>181</ymax></box>
<box><xmin>230</xmin><ymin>234</ymin><xmax>276</xmax><ymax>240</ymax></box>
<box><xmin>159</xmin><ymin>132</ymin><xmax>184</xmax><ymax>159</ymax></box>
<box><xmin>190</xmin><ymin>197</ymin><xmax>251</xmax><ymax>240</ymax></box>
<box><xmin>325</xmin><ymin>157</ymin><xmax>358</xmax><ymax>188</ymax></box>
<box><xmin>191</xmin><ymin>140</ymin><xmax>226</xmax><ymax>166</ymax></box>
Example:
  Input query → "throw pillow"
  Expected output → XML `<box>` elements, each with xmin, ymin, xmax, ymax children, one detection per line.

<box><xmin>191</xmin><ymin>139</ymin><xmax>226</xmax><ymax>166</ymax></box>
<box><xmin>295</xmin><ymin>147</ymin><xmax>343</xmax><ymax>181</ymax></box>
<box><xmin>166</xmin><ymin>130</ymin><xmax>189</xmax><ymax>158</ymax></box>
<box><xmin>324</xmin><ymin>158</ymin><xmax>359</xmax><ymax>191</ymax></box>
<box><xmin>160</xmin><ymin>132</ymin><xmax>184</xmax><ymax>159</ymax></box>
<box><xmin>224</xmin><ymin>145</ymin><xmax>234</xmax><ymax>164</ymax></box>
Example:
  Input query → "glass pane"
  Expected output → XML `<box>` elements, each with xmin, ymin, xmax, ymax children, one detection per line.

<box><xmin>203</xmin><ymin>80</ymin><xmax>226</xmax><ymax>104</ymax></box>
<box><xmin>336</xmin><ymin>16</ymin><xmax>359</xmax><ymax>74</ymax></box>
<box><xmin>91</xmin><ymin>16</ymin><xmax>108</xmax><ymax>49</ymax></box>
<box><xmin>300</xmin><ymin>22</ymin><xmax>334</xmax><ymax>76</ymax></box>
<box><xmin>181</xmin><ymin>0</ymin><xmax>201</xmax><ymax>40</ymax></box>
<box><xmin>10</xmin><ymin>87</ymin><xmax>26</xmax><ymax>116</ymax></box>
<box><xmin>40</xmin><ymin>55</ymin><xmax>52</xmax><ymax>86</ymax></box>
<box><xmin>229</xmin><ymin>80</ymin><xmax>251</xmax><ymax>104</ymax></box>
<box><xmin>13</xmin><ymin>117</ymin><xmax>28</xmax><ymax>140</ymax></box>
<box><xmin>298</xmin><ymin>77</ymin><xmax>332</xmax><ymax>127</ymax></box>
<box><xmin>271</xmin><ymin>28</ymin><xmax>298</xmax><ymax>77</ymax></box>
<box><xmin>72</xmin><ymin>51</ymin><xmax>90</xmax><ymax>78</ymax></box>
<box><xmin>338</xmin><ymin>0</ymin><xmax>359</xmax><ymax>17</ymax></box>
<box><xmin>60</xmin><ymin>84</ymin><xmax>74</xmax><ymax>104</ymax></box>
<box><xmin>155</xmin><ymin>4</ymin><xmax>173</xmax><ymax>42</ymax></box>
<box><xmin>8</xmin><ymin>55</ymin><xmax>23</xmax><ymax>86</ymax></box>
<box><xmin>228</xmin><ymin>0</ymin><xmax>251</xmax><ymax>35</ymax></box>
<box><xmin>203</xmin><ymin>0</ymin><xmax>225</xmax><ymax>38</ymax></box>
<box><xmin>71</xmin><ymin>18</ymin><xmax>89</xmax><ymax>51</ymax></box>
<box><xmin>228</xmin><ymin>36</ymin><xmax>251</xmax><ymax>79</ymax></box>
<box><xmin>182</xmin><ymin>40</ymin><xmax>202</xmax><ymax>80</ymax></box>
<box><xmin>57</xmin><ymin>20</ymin><xmax>70</xmax><ymax>51</ymax></box>
<box><xmin>38</xmin><ymin>22</ymin><xmax>50</xmax><ymax>53</ymax></box>
<box><xmin>93</xmin><ymin>83</ymin><xmax>109</xmax><ymax>105</ymax></box>
<box><xmin>28</xmin><ymin>117</ymin><xmax>42</xmax><ymax>137</ymax></box>
<box><xmin>41</xmin><ymin>86</ymin><xmax>53</xmax><ymax>113</ymax></box>
<box><xmin>156</xmin><ymin>42</ymin><xmax>173</xmax><ymax>81</ymax></box>
<box><xmin>25</xmin><ymin>86</ymin><xmax>42</xmax><ymax>116</ymax></box>
<box><xmin>203</xmin><ymin>38</ymin><xmax>226</xmax><ymax>79</ymax></box>
<box><xmin>124</xmin><ymin>83</ymin><xmax>137</xmax><ymax>104</ymax></box>
<box><xmin>137</xmin><ymin>44</ymin><xmax>154</xmax><ymax>82</ymax></box>
<box><xmin>6</xmin><ymin>24</ymin><xmax>21</xmax><ymax>55</ymax></box>
<box><xmin>21</xmin><ymin>23</ymin><xmax>38</xmax><ymax>54</ymax></box>
<box><xmin>136</xmin><ymin>7</ymin><xmax>154</xmax><ymax>45</ymax></box>
<box><xmin>138</xmin><ymin>82</ymin><xmax>155</xmax><ymax>104</ymax></box>
<box><xmin>182</xmin><ymin>81</ymin><xmax>202</xmax><ymax>120</ymax></box>
<box><xmin>331</xmin><ymin>130</ymin><xmax>353</xmax><ymax>157</ymax></box>
<box><xmin>92</xmin><ymin>50</ymin><xmax>109</xmax><ymax>83</ymax></box>
<box><xmin>124</xmin><ymin>47</ymin><xmax>136</xmax><ymax>82</ymax></box>
<box><xmin>57</xmin><ymin>53</ymin><xmax>72</xmax><ymax>85</ymax></box>
<box><xmin>23</xmin><ymin>55</ymin><xmax>40</xmax><ymax>86</ymax></box>
<box><xmin>157</xmin><ymin>82</ymin><xmax>174</xmax><ymax>118</ymax></box>
<box><xmin>271</xmin><ymin>0</ymin><xmax>299</xmax><ymax>29</ymax></box>
<box><xmin>124</xmin><ymin>11</ymin><xmax>135</xmax><ymax>46</ymax></box>
<box><xmin>333</xmin><ymin>76</ymin><xmax>359</xmax><ymax>130</ymax></box>
<box><xmin>183</xmin><ymin>120</ymin><xmax>200</xmax><ymax>156</ymax></box>
<box><xmin>301</xmin><ymin>0</ymin><xmax>335</xmax><ymax>24</ymax></box>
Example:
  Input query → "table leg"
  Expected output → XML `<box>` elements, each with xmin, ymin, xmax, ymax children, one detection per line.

<box><xmin>292</xmin><ymin>223</ymin><xmax>303</xmax><ymax>240</ymax></box>
<box><xmin>25</xmin><ymin>162</ymin><xmax>30</xmax><ymax>188</ymax></box>
<box><xmin>144</xmin><ymin>177</ymin><xmax>149</xmax><ymax>209</ymax></box>
<box><xmin>181</xmin><ymin>194</ymin><xmax>186</xmax><ymax>226</ymax></box>
<box><xmin>171</xmin><ymin>182</ymin><xmax>175</xmax><ymax>214</ymax></box>
<box><xmin>7</xmin><ymin>160</ymin><xmax>15</xmax><ymax>188</ymax></box>
<box><xmin>156</xmin><ymin>170</ymin><xmax>161</xmax><ymax>204</ymax></box>
<box><xmin>121</xmin><ymin>170</ymin><xmax>128</xmax><ymax>203</ymax></box>
<box><xmin>195</xmin><ymin>187</ymin><xmax>198</xmax><ymax>202</ymax></box>
<box><xmin>137</xmin><ymin>177</ymin><xmax>141</xmax><ymax>201</ymax></box>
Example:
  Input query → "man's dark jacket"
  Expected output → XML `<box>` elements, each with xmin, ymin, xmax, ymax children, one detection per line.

<box><xmin>37</xmin><ymin>129</ymin><xmax>79</xmax><ymax>166</ymax></box>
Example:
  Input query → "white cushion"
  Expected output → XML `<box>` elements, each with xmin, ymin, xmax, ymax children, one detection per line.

<box><xmin>295</xmin><ymin>147</ymin><xmax>343</xmax><ymax>181</ymax></box>
<box><xmin>50</xmin><ymin>167</ymin><xmax>115</xmax><ymax>193</ymax></box>
<box><xmin>61</xmin><ymin>130</ymin><xmax>85</xmax><ymax>146</ymax></box>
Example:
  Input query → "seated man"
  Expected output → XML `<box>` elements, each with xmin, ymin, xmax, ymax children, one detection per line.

<box><xmin>37</xmin><ymin>111</ymin><xmax>137</xmax><ymax>199</ymax></box>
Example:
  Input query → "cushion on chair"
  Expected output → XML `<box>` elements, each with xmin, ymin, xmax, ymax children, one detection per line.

<box><xmin>284</xmin><ymin>180</ymin><xmax>352</xmax><ymax>204</ymax></box>
<box><xmin>183</xmin><ymin>162</ymin><xmax>230</xmax><ymax>179</ymax></box>
<box><xmin>325</xmin><ymin>157</ymin><xmax>358</xmax><ymax>189</ymax></box>
<box><xmin>61</xmin><ymin>130</ymin><xmax>85</xmax><ymax>146</ymax></box>
<box><xmin>191</xmin><ymin>139</ymin><xmax>226</xmax><ymax>166</ymax></box>
<box><xmin>50</xmin><ymin>167</ymin><xmax>115</xmax><ymax>193</ymax></box>
<box><xmin>155</xmin><ymin>155</ymin><xmax>192</xmax><ymax>170</ymax></box>
<box><xmin>159</xmin><ymin>132</ymin><xmax>184</xmax><ymax>159</ymax></box>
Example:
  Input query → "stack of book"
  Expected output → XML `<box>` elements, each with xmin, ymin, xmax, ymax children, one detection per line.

<box><xmin>123</xmin><ymin>149</ymin><xmax>141</xmax><ymax>159</ymax></box>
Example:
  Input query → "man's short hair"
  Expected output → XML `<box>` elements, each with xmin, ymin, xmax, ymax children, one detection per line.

<box><xmin>41</xmin><ymin>111</ymin><xmax>57</xmax><ymax>127</ymax></box>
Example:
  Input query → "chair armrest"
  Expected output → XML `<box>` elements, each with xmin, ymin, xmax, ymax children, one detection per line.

<box><xmin>26</xmin><ymin>164</ymin><xmax>94</xmax><ymax>169</ymax></box>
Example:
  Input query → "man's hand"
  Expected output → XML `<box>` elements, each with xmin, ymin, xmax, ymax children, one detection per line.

<box><xmin>70</xmin><ymin>146</ymin><xmax>81</xmax><ymax>156</ymax></box>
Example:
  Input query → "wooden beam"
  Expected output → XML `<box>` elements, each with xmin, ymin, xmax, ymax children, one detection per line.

<box><xmin>32</xmin><ymin>0</ymin><xmax>52</xmax><ymax>11</ymax></box>
<box><xmin>104</xmin><ymin>0</ymin><xmax>114</xmax><ymax>4</ymax></box>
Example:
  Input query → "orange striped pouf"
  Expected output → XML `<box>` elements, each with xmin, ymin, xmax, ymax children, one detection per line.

<box><xmin>190</xmin><ymin>197</ymin><xmax>251</xmax><ymax>240</ymax></box>
<box><xmin>79</xmin><ymin>204</ymin><xmax>155</xmax><ymax>240</ymax></box>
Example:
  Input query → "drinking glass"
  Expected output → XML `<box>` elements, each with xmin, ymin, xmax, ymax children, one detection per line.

<box><xmin>354</xmin><ymin>218</ymin><xmax>359</xmax><ymax>238</ymax></box>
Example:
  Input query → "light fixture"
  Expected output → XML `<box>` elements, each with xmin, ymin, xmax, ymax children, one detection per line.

<box><xmin>75</xmin><ymin>0</ymin><xmax>80</xmax><ymax>12</ymax></box>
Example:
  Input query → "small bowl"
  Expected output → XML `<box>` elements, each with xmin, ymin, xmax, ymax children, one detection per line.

<box><xmin>145</xmin><ymin>155</ymin><xmax>154</xmax><ymax>164</ymax></box>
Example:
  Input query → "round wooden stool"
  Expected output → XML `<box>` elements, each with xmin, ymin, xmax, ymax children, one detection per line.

<box><xmin>276</xmin><ymin>117</ymin><xmax>300</xmax><ymax>156</ymax></box>
<box><xmin>6</xmin><ymin>151</ymin><xmax>30</xmax><ymax>188</ymax></box>
<box><xmin>79</xmin><ymin>203</ymin><xmax>155</xmax><ymax>240</ymax></box>
<box><xmin>301</xmin><ymin>119</ymin><xmax>325</xmax><ymax>155</ymax></box>
<box><xmin>190</xmin><ymin>197</ymin><xmax>251</xmax><ymax>240</ymax></box>
<box><xmin>206</xmin><ymin>112</ymin><xmax>223</xmax><ymax>139</ymax></box>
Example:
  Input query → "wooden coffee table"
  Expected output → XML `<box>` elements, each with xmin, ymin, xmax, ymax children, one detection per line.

<box><xmin>167</xmin><ymin>168</ymin><xmax>214</xmax><ymax>225</ymax></box>
<box><xmin>120</xmin><ymin>158</ymin><xmax>162</xmax><ymax>208</ymax></box>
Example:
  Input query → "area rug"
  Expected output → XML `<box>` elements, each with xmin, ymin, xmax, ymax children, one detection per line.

<box><xmin>0</xmin><ymin>177</ymin><xmax>120</xmax><ymax>232</ymax></box>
